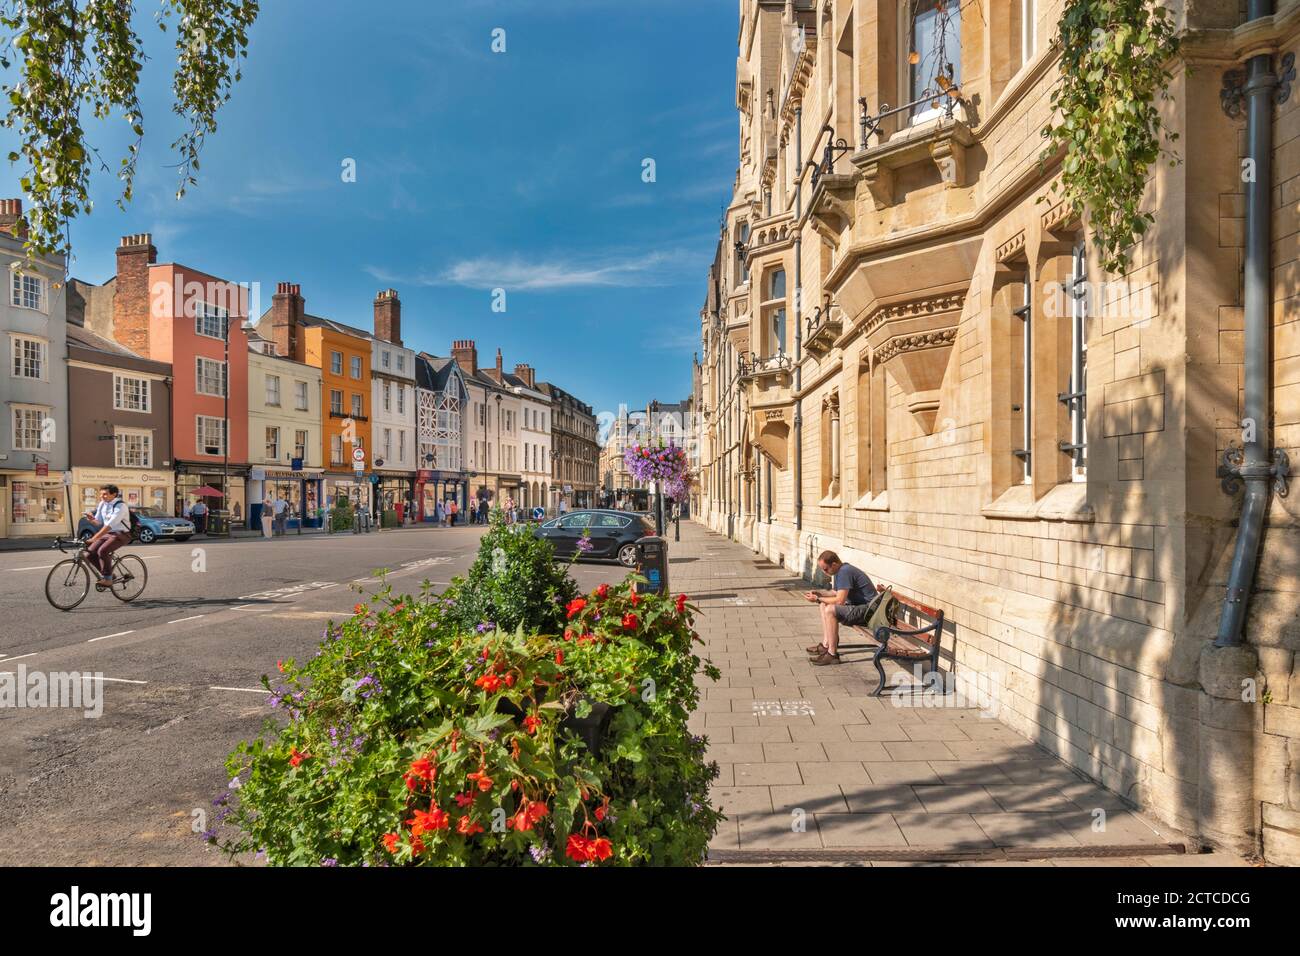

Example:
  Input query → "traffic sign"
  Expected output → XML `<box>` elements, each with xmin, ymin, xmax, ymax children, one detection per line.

<box><xmin>352</xmin><ymin>447</ymin><xmax>366</xmax><ymax>463</ymax></box>
<box><xmin>532</xmin><ymin>507</ymin><xmax>544</xmax><ymax>520</ymax></box>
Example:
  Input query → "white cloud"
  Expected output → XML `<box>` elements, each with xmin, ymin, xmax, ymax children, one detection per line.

<box><xmin>366</xmin><ymin>248</ymin><xmax>696</xmax><ymax>291</ymax></box>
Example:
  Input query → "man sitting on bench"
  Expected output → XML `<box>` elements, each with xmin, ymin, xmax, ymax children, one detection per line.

<box><xmin>803</xmin><ymin>550</ymin><xmax>876</xmax><ymax>666</ymax></box>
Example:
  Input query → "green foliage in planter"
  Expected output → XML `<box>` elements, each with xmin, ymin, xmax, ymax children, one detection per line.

<box><xmin>214</xmin><ymin>580</ymin><xmax>722</xmax><ymax>866</ymax></box>
<box><xmin>330</xmin><ymin>498</ymin><xmax>354</xmax><ymax>532</ymax></box>
<box><xmin>446</xmin><ymin>509</ymin><xmax>579</xmax><ymax>636</ymax></box>
<box><xmin>1040</xmin><ymin>0</ymin><xmax>1181</xmax><ymax>274</ymax></box>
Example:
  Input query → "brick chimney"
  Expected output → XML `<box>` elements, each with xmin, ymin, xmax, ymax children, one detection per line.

<box><xmin>113</xmin><ymin>233</ymin><xmax>158</xmax><ymax>357</ymax></box>
<box><xmin>452</xmin><ymin>339</ymin><xmax>478</xmax><ymax>376</ymax></box>
<box><xmin>513</xmin><ymin>363</ymin><xmax>535</xmax><ymax>388</ymax></box>
<box><xmin>0</xmin><ymin>198</ymin><xmax>25</xmax><ymax>238</ymax></box>
<box><xmin>492</xmin><ymin>347</ymin><xmax>504</xmax><ymax>383</ymax></box>
<box><xmin>374</xmin><ymin>288</ymin><xmax>401</xmax><ymax>345</ymax></box>
<box><xmin>270</xmin><ymin>282</ymin><xmax>305</xmax><ymax>360</ymax></box>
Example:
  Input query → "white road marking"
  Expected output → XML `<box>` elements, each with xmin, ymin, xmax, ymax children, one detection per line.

<box><xmin>91</xmin><ymin>677</ymin><xmax>148</xmax><ymax>685</ymax></box>
<box><xmin>2</xmin><ymin>653</ymin><xmax>36</xmax><ymax>663</ymax></box>
<box><xmin>88</xmin><ymin>630</ymin><xmax>135</xmax><ymax>643</ymax></box>
<box><xmin>231</xmin><ymin>604</ymin><xmax>258</xmax><ymax>610</ymax></box>
<box><xmin>167</xmin><ymin>615</ymin><xmax>204</xmax><ymax>624</ymax></box>
<box><xmin>209</xmin><ymin>686</ymin><xmax>265</xmax><ymax>694</ymax></box>
<box><xmin>10</xmin><ymin>565</ymin><xmax>54</xmax><ymax>572</ymax></box>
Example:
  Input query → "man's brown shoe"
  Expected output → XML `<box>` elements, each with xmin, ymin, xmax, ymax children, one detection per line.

<box><xmin>809</xmin><ymin>652</ymin><xmax>841</xmax><ymax>666</ymax></box>
<box><xmin>806</xmin><ymin>642</ymin><xmax>826</xmax><ymax>655</ymax></box>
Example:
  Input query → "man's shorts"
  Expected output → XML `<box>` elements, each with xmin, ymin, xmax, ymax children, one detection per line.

<box><xmin>833</xmin><ymin>602</ymin><xmax>873</xmax><ymax>626</ymax></box>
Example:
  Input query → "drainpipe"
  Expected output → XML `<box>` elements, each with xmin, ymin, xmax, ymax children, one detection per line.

<box><xmin>1216</xmin><ymin>0</ymin><xmax>1291</xmax><ymax>646</ymax></box>
<box><xmin>794</xmin><ymin>103</ymin><xmax>804</xmax><ymax>534</ymax></box>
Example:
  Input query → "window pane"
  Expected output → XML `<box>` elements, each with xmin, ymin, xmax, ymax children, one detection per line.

<box><xmin>910</xmin><ymin>0</ymin><xmax>961</xmax><ymax>117</ymax></box>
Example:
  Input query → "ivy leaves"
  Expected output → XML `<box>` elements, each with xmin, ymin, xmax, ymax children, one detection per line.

<box><xmin>0</xmin><ymin>0</ymin><xmax>259</xmax><ymax>261</ymax></box>
<box><xmin>1040</xmin><ymin>0</ymin><xmax>1180</xmax><ymax>275</ymax></box>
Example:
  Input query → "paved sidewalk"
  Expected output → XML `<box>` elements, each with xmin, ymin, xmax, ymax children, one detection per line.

<box><xmin>673</xmin><ymin>520</ymin><xmax>1238</xmax><ymax>865</ymax></box>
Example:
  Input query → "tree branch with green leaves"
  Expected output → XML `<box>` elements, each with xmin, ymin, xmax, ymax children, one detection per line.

<box><xmin>1040</xmin><ymin>0</ymin><xmax>1181</xmax><ymax>275</ymax></box>
<box><xmin>0</xmin><ymin>0</ymin><xmax>258</xmax><ymax>261</ymax></box>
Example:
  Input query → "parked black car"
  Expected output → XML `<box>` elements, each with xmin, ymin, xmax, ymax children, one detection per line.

<box><xmin>77</xmin><ymin>506</ymin><xmax>195</xmax><ymax>544</ymax></box>
<box><xmin>534</xmin><ymin>509</ymin><xmax>656</xmax><ymax>567</ymax></box>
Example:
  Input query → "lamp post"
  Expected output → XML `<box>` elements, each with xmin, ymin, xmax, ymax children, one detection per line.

<box><xmin>222</xmin><ymin>307</ymin><xmax>230</xmax><ymax>537</ymax></box>
<box><xmin>494</xmin><ymin>393</ymin><xmax>502</xmax><ymax>508</ymax></box>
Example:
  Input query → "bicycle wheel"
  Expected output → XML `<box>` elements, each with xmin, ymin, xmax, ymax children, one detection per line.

<box><xmin>110</xmin><ymin>554</ymin><xmax>148</xmax><ymax>602</ymax></box>
<box><xmin>45</xmin><ymin>559</ymin><xmax>91</xmax><ymax>611</ymax></box>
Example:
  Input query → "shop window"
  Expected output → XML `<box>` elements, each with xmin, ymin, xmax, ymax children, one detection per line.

<box><xmin>10</xmin><ymin>479</ymin><xmax>64</xmax><ymax>524</ymax></box>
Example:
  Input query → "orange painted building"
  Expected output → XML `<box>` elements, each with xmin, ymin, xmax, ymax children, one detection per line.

<box><xmin>260</xmin><ymin>283</ymin><xmax>373</xmax><ymax>511</ymax></box>
<box><xmin>106</xmin><ymin>234</ymin><xmax>251</xmax><ymax>522</ymax></box>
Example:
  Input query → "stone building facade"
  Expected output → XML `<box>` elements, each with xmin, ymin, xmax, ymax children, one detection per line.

<box><xmin>695</xmin><ymin>0</ymin><xmax>1300</xmax><ymax>863</ymax></box>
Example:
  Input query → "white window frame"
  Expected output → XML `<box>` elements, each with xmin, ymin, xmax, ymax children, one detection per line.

<box><xmin>381</xmin><ymin>349</ymin><xmax>390</xmax><ymax>369</ymax></box>
<box><xmin>294</xmin><ymin>380</ymin><xmax>309</xmax><ymax>411</ymax></box>
<box><xmin>113</xmin><ymin>373</ymin><xmax>151</xmax><ymax>412</ymax></box>
<box><xmin>294</xmin><ymin>429</ymin><xmax>308</xmax><ymax>462</ymax></box>
<box><xmin>266</xmin><ymin>374</ymin><xmax>281</xmax><ymax>407</ymax></box>
<box><xmin>266</xmin><ymin>426</ymin><xmax>280</xmax><ymax>461</ymax></box>
<box><xmin>397</xmin><ymin>385</ymin><xmax>405</xmax><ymax>415</ymax></box>
<box><xmin>330</xmin><ymin>389</ymin><xmax>344</xmax><ymax>415</ymax></box>
<box><xmin>1022</xmin><ymin>0</ymin><xmax>1037</xmax><ymax>64</ymax></box>
<box><xmin>351</xmin><ymin>393</ymin><xmax>364</xmax><ymax>418</ymax></box>
<box><xmin>350</xmin><ymin>355</ymin><xmax>363</xmax><ymax>380</ymax></box>
<box><xmin>114</xmin><ymin>427</ymin><xmax>153</xmax><ymax>468</ymax></box>
<box><xmin>10</xmin><ymin>333</ymin><xmax>48</xmax><ymax>381</ymax></box>
<box><xmin>383</xmin><ymin>427</ymin><xmax>392</xmax><ymax>462</ymax></box>
<box><xmin>396</xmin><ymin>354</ymin><xmax>405</xmax><ymax>372</ymax></box>
<box><xmin>330</xmin><ymin>433</ymin><xmax>344</xmax><ymax>466</ymax></box>
<box><xmin>330</xmin><ymin>351</ymin><xmax>343</xmax><ymax>375</ymax></box>
<box><xmin>196</xmin><ymin>415</ymin><xmax>226</xmax><ymax>456</ymax></box>
<box><xmin>11</xmin><ymin>271</ymin><xmax>47</xmax><ymax>312</ymax></box>
<box><xmin>196</xmin><ymin>302</ymin><xmax>228</xmax><ymax>340</ymax></box>
<box><xmin>399</xmin><ymin>429</ymin><xmax>406</xmax><ymax>464</ymax></box>
<box><xmin>383</xmin><ymin>380</ymin><xmax>391</xmax><ymax>412</ymax></box>
<box><xmin>196</xmin><ymin>356</ymin><xmax>227</xmax><ymax>397</ymax></box>
<box><xmin>12</xmin><ymin>404</ymin><xmax>48</xmax><ymax>450</ymax></box>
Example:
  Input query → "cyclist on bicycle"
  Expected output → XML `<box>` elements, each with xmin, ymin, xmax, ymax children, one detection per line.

<box><xmin>84</xmin><ymin>484</ymin><xmax>131</xmax><ymax>590</ymax></box>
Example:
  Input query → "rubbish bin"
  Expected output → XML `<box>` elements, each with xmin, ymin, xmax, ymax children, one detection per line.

<box><xmin>634</xmin><ymin>536</ymin><xmax>669</xmax><ymax>596</ymax></box>
<box><xmin>208</xmin><ymin>508</ymin><xmax>231</xmax><ymax>537</ymax></box>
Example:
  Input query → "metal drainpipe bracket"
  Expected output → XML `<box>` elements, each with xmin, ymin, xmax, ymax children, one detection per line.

<box><xmin>1218</xmin><ymin>443</ymin><xmax>1291</xmax><ymax>497</ymax></box>
<box><xmin>1277</xmin><ymin>52</ymin><xmax>1296</xmax><ymax>105</ymax></box>
<box><xmin>1221</xmin><ymin>51</ymin><xmax>1295</xmax><ymax>116</ymax></box>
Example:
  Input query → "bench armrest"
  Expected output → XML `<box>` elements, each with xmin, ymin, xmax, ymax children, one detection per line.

<box><xmin>872</xmin><ymin>619</ymin><xmax>941</xmax><ymax>643</ymax></box>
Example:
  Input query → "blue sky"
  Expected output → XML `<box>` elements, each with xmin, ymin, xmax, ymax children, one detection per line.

<box><xmin>4</xmin><ymin>0</ymin><xmax>738</xmax><ymax>420</ymax></box>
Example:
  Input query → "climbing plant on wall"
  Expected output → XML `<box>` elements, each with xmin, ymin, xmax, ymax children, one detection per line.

<box><xmin>1040</xmin><ymin>0</ymin><xmax>1181</xmax><ymax>275</ymax></box>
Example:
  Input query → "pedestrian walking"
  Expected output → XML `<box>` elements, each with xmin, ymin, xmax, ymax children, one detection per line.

<box><xmin>261</xmin><ymin>494</ymin><xmax>274</xmax><ymax>539</ymax></box>
<box><xmin>435</xmin><ymin>499</ymin><xmax>445</xmax><ymax>526</ymax></box>
<box><xmin>477</xmin><ymin>498</ymin><xmax>488</xmax><ymax>524</ymax></box>
<box><xmin>449</xmin><ymin>499</ymin><xmax>458</xmax><ymax>526</ymax></box>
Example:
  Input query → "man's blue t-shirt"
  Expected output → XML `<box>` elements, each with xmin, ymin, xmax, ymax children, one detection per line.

<box><xmin>832</xmin><ymin>564</ymin><xmax>874</xmax><ymax>605</ymax></box>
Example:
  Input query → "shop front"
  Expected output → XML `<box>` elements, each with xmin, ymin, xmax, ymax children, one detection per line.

<box><xmin>416</xmin><ymin>469</ymin><xmax>469</xmax><ymax>523</ymax></box>
<box><xmin>374</xmin><ymin>474</ymin><xmax>415</xmax><ymax>522</ymax></box>
<box><xmin>176</xmin><ymin>466</ymin><xmax>249</xmax><ymax>530</ymax></box>
<box><xmin>71</xmin><ymin>467</ymin><xmax>174</xmax><ymax>521</ymax></box>
<box><xmin>247</xmin><ymin>466</ymin><xmax>325</xmax><ymax>529</ymax></box>
<box><xmin>2</xmin><ymin>470</ymin><xmax>73</xmax><ymax>538</ymax></box>
<box><xmin>325</xmin><ymin>473</ymin><xmax>372</xmax><ymax>517</ymax></box>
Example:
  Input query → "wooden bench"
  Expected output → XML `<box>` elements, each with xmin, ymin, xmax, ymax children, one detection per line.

<box><xmin>851</xmin><ymin>585</ymin><xmax>947</xmax><ymax>697</ymax></box>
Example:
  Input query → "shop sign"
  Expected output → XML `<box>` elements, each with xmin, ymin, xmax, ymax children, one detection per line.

<box><xmin>35</xmin><ymin>463</ymin><xmax>48</xmax><ymax>477</ymax></box>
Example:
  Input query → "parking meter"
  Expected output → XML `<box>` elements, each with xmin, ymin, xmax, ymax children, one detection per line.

<box><xmin>634</xmin><ymin>535</ymin><xmax>669</xmax><ymax>596</ymax></box>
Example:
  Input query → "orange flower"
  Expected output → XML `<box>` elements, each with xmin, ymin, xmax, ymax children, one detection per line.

<box><xmin>523</xmin><ymin>714</ymin><xmax>542</xmax><ymax>734</ymax></box>
<box><xmin>458</xmin><ymin>815</ymin><xmax>485</xmax><ymax>836</ymax></box>
<box><xmin>596</xmin><ymin>584</ymin><xmax>610</xmax><ymax>600</ymax></box>
<box><xmin>590</xmin><ymin>837</ymin><xmax>613</xmax><ymax>861</ymax></box>
<box><xmin>382</xmin><ymin>832</ymin><xmax>400</xmax><ymax>854</ymax></box>
<box><xmin>467</xmin><ymin>769</ymin><xmax>494</xmax><ymax>792</ymax></box>
<box><xmin>565</xmin><ymin>598</ymin><xmax>587</xmax><ymax>619</ymax></box>
<box><xmin>289</xmin><ymin>747</ymin><xmax>307</xmax><ymax>768</ymax></box>
<box><xmin>527</xmin><ymin>800</ymin><xmax>549</xmax><ymax>824</ymax></box>
<box><xmin>353</xmin><ymin>603</ymin><xmax>366</xmax><ymax>614</ymax></box>
<box><xmin>555</xmin><ymin>650</ymin><xmax>564</xmax><ymax>666</ymax></box>
<box><xmin>622</xmin><ymin>613</ymin><xmax>639</xmax><ymax>630</ymax></box>
<box><xmin>475</xmin><ymin>673</ymin><xmax>503</xmax><ymax>693</ymax></box>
